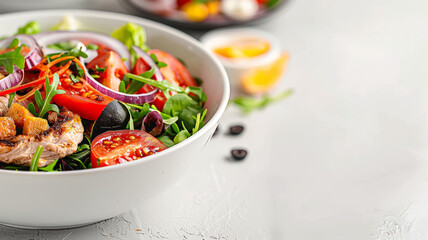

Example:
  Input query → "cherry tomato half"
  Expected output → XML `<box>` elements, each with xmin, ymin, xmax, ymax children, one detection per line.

<box><xmin>86</xmin><ymin>48</ymin><xmax>128</xmax><ymax>92</ymax></box>
<box><xmin>132</xmin><ymin>50</ymin><xmax>197</xmax><ymax>111</ymax></box>
<box><xmin>91</xmin><ymin>130</ymin><xmax>167</xmax><ymax>168</ymax></box>
<box><xmin>148</xmin><ymin>49</ymin><xmax>198</xmax><ymax>88</ymax></box>
<box><xmin>53</xmin><ymin>77</ymin><xmax>114</xmax><ymax>121</ymax></box>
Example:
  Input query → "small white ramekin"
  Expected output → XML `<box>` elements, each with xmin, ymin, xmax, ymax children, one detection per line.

<box><xmin>201</xmin><ymin>27</ymin><xmax>281</xmax><ymax>92</ymax></box>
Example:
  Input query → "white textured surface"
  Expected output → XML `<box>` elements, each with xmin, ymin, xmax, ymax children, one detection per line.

<box><xmin>1</xmin><ymin>0</ymin><xmax>428</xmax><ymax>239</ymax></box>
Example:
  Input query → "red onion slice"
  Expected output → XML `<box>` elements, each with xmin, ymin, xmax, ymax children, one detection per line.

<box><xmin>132</xmin><ymin>45</ymin><xmax>163</xmax><ymax>81</ymax></box>
<box><xmin>33</xmin><ymin>31</ymin><xmax>131</xmax><ymax>70</ymax></box>
<box><xmin>0</xmin><ymin>35</ymin><xmax>43</xmax><ymax>71</ymax></box>
<box><xmin>79</xmin><ymin>59</ymin><xmax>157</xmax><ymax>104</ymax></box>
<box><xmin>0</xmin><ymin>67</ymin><xmax>24</xmax><ymax>91</ymax></box>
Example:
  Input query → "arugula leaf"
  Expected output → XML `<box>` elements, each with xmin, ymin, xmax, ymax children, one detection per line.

<box><xmin>27</xmin><ymin>73</ymin><xmax>66</xmax><ymax>118</ymax></box>
<box><xmin>69</xmin><ymin>73</ymin><xmax>80</xmax><ymax>83</ymax></box>
<box><xmin>125</xmin><ymin>73</ymin><xmax>182</xmax><ymax>93</ymax></box>
<box><xmin>7</xmin><ymin>38</ymin><xmax>19</xmax><ymax>49</ymax></box>
<box><xmin>231</xmin><ymin>89</ymin><xmax>293</xmax><ymax>113</ymax></box>
<box><xmin>8</xmin><ymin>92</ymin><xmax>15</xmax><ymax>108</ymax></box>
<box><xmin>39</xmin><ymin>159</ymin><xmax>59</xmax><ymax>172</ymax></box>
<box><xmin>0</xmin><ymin>45</ymin><xmax>25</xmax><ymax>74</ymax></box>
<box><xmin>16</xmin><ymin>21</ymin><xmax>40</xmax><ymax>35</ymax></box>
<box><xmin>185</xmin><ymin>86</ymin><xmax>207</xmax><ymax>102</ymax></box>
<box><xmin>95</xmin><ymin>65</ymin><xmax>106</xmax><ymax>73</ymax></box>
<box><xmin>125</xmin><ymin>67</ymin><xmax>155</xmax><ymax>94</ymax></box>
<box><xmin>150</xmin><ymin>53</ymin><xmax>168</xmax><ymax>68</ymax></box>
<box><xmin>86</xmin><ymin>43</ymin><xmax>99</xmax><ymax>50</ymax></box>
<box><xmin>29</xmin><ymin>146</ymin><xmax>43</xmax><ymax>172</ymax></box>
<box><xmin>47</xmin><ymin>42</ymin><xmax>76</xmax><ymax>51</ymax></box>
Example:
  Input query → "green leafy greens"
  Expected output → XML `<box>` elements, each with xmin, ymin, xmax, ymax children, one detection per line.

<box><xmin>28</xmin><ymin>73</ymin><xmax>66</xmax><ymax>118</ymax></box>
<box><xmin>231</xmin><ymin>89</ymin><xmax>293</xmax><ymax>113</ymax></box>
<box><xmin>112</xmin><ymin>23</ymin><xmax>149</xmax><ymax>51</ymax></box>
<box><xmin>16</xmin><ymin>21</ymin><xmax>41</xmax><ymax>35</ymax></box>
<box><xmin>29</xmin><ymin>146</ymin><xmax>43</xmax><ymax>172</ymax></box>
<box><xmin>0</xmin><ymin>39</ymin><xmax>25</xmax><ymax>74</ymax></box>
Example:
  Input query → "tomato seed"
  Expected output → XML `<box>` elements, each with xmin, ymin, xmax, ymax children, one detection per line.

<box><xmin>125</xmin><ymin>140</ymin><xmax>130</xmax><ymax>143</ymax></box>
<box><xmin>113</xmin><ymin>137</ymin><xmax>121</xmax><ymax>142</ymax></box>
<box><xmin>103</xmin><ymin>141</ymin><xmax>112</xmax><ymax>145</ymax></box>
<box><xmin>129</xmin><ymin>135</ymin><xmax>136</xmax><ymax>140</ymax></box>
<box><xmin>111</xmin><ymin>143</ymin><xmax>118</xmax><ymax>148</ymax></box>
<box><xmin>229</xmin><ymin>125</ymin><xmax>244</xmax><ymax>135</ymax></box>
<box><xmin>231</xmin><ymin>148</ymin><xmax>248</xmax><ymax>161</ymax></box>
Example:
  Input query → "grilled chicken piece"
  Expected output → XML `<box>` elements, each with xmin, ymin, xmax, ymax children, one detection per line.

<box><xmin>0</xmin><ymin>110</ymin><xmax>84</xmax><ymax>167</ymax></box>
<box><xmin>0</xmin><ymin>96</ymin><xmax>9</xmax><ymax>117</ymax></box>
<box><xmin>0</xmin><ymin>117</ymin><xmax>16</xmax><ymax>140</ymax></box>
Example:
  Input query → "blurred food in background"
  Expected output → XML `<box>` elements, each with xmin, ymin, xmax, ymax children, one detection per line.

<box><xmin>202</xmin><ymin>28</ymin><xmax>288</xmax><ymax>95</ymax></box>
<box><xmin>124</xmin><ymin>0</ymin><xmax>285</xmax><ymax>29</ymax></box>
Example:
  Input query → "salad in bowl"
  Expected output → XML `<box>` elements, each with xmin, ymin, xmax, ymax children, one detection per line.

<box><xmin>0</xmin><ymin>17</ymin><xmax>208</xmax><ymax>171</ymax></box>
<box><xmin>0</xmin><ymin>10</ymin><xmax>229</xmax><ymax>228</ymax></box>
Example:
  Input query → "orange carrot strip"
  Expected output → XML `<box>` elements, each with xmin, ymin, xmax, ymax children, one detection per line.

<box><xmin>72</xmin><ymin>58</ymin><xmax>86</xmax><ymax>74</ymax></box>
<box><xmin>49</xmin><ymin>53</ymin><xmax>63</xmax><ymax>60</ymax></box>
<box><xmin>45</xmin><ymin>56</ymin><xmax>75</xmax><ymax>69</ymax></box>
<box><xmin>16</xmin><ymin>84</ymin><xmax>42</xmax><ymax>102</ymax></box>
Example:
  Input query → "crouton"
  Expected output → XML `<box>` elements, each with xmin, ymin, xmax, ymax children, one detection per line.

<box><xmin>0</xmin><ymin>117</ymin><xmax>16</xmax><ymax>140</ymax></box>
<box><xmin>5</xmin><ymin>103</ymin><xmax>34</xmax><ymax>128</ymax></box>
<box><xmin>23</xmin><ymin>116</ymin><xmax>49</xmax><ymax>136</ymax></box>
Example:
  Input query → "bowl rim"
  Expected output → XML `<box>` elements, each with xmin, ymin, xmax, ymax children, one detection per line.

<box><xmin>0</xmin><ymin>9</ymin><xmax>230</xmax><ymax>176</ymax></box>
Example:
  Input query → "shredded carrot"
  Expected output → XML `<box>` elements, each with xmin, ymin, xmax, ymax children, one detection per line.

<box><xmin>72</xmin><ymin>58</ymin><xmax>86</xmax><ymax>73</ymax></box>
<box><xmin>16</xmin><ymin>84</ymin><xmax>42</xmax><ymax>102</ymax></box>
<box><xmin>55</xmin><ymin>61</ymin><xmax>72</xmax><ymax>78</ymax></box>
<box><xmin>49</xmin><ymin>53</ymin><xmax>63</xmax><ymax>60</ymax></box>
<box><xmin>45</xmin><ymin>56</ymin><xmax>75</xmax><ymax>69</ymax></box>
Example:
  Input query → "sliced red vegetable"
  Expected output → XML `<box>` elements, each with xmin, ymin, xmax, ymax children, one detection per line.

<box><xmin>0</xmin><ymin>67</ymin><xmax>24</xmax><ymax>91</ymax></box>
<box><xmin>86</xmin><ymin>48</ymin><xmax>128</xmax><ymax>92</ymax></box>
<box><xmin>148</xmin><ymin>49</ymin><xmax>198</xmax><ymax>87</ymax></box>
<box><xmin>91</xmin><ymin>130</ymin><xmax>167</xmax><ymax>168</ymax></box>
<box><xmin>53</xmin><ymin>76</ymin><xmax>114</xmax><ymax>121</ymax></box>
<box><xmin>132</xmin><ymin>45</ymin><xmax>163</xmax><ymax>81</ymax></box>
<box><xmin>33</xmin><ymin>31</ymin><xmax>131</xmax><ymax>70</ymax></box>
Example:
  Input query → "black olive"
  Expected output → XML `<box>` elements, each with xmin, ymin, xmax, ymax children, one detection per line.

<box><xmin>231</xmin><ymin>148</ymin><xmax>248</xmax><ymax>161</ymax></box>
<box><xmin>229</xmin><ymin>125</ymin><xmax>244</xmax><ymax>135</ymax></box>
<box><xmin>91</xmin><ymin>100</ymin><xmax>130</xmax><ymax>139</ymax></box>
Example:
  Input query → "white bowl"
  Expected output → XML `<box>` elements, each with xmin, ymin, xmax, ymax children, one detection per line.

<box><xmin>0</xmin><ymin>10</ymin><xmax>229</xmax><ymax>229</ymax></box>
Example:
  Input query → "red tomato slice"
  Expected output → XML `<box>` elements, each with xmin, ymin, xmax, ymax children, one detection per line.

<box><xmin>91</xmin><ymin>130</ymin><xmax>167</xmax><ymax>168</ymax></box>
<box><xmin>132</xmin><ymin>50</ymin><xmax>197</xmax><ymax>110</ymax></box>
<box><xmin>148</xmin><ymin>49</ymin><xmax>198</xmax><ymax>87</ymax></box>
<box><xmin>86</xmin><ymin>49</ymin><xmax>128</xmax><ymax>92</ymax></box>
<box><xmin>53</xmin><ymin>77</ymin><xmax>114</xmax><ymax>121</ymax></box>
<box><xmin>132</xmin><ymin>57</ymin><xmax>151</xmax><ymax>76</ymax></box>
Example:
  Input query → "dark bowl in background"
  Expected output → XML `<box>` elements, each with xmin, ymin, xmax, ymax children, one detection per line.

<box><xmin>121</xmin><ymin>0</ymin><xmax>290</xmax><ymax>31</ymax></box>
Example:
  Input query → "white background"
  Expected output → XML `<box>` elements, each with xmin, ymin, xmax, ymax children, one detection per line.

<box><xmin>0</xmin><ymin>0</ymin><xmax>428</xmax><ymax>239</ymax></box>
